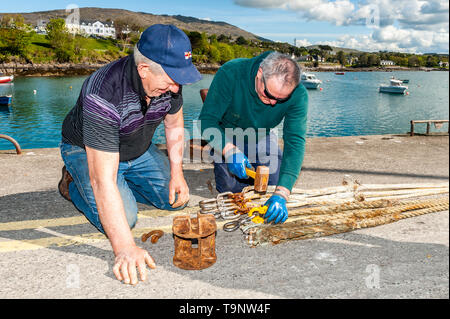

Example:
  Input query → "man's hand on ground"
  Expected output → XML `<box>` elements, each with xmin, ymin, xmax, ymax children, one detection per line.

<box><xmin>113</xmin><ymin>246</ymin><xmax>156</xmax><ymax>285</ymax></box>
<box><xmin>169</xmin><ymin>175</ymin><xmax>190</xmax><ymax>208</ymax></box>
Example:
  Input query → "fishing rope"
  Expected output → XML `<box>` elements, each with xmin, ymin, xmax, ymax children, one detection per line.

<box><xmin>246</xmin><ymin>195</ymin><xmax>448</xmax><ymax>247</ymax></box>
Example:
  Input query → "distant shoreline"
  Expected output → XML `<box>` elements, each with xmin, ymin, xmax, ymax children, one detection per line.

<box><xmin>0</xmin><ymin>62</ymin><xmax>222</xmax><ymax>77</ymax></box>
<box><xmin>303</xmin><ymin>66</ymin><xmax>449</xmax><ymax>73</ymax></box>
<box><xmin>0</xmin><ymin>62</ymin><xmax>447</xmax><ymax>77</ymax></box>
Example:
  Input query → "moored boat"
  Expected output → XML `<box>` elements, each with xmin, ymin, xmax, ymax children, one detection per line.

<box><xmin>0</xmin><ymin>75</ymin><xmax>14</xmax><ymax>84</ymax></box>
<box><xmin>301</xmin><ymin>72</ymin><xmax>322</xmax><ymax>89</ymax></box>
<box><xmin>0</xmin><ymin>95</ymin><xmax>12</xmax><ymax>105</ymax></box>
<box><xmin>335</xmin><ymin>72</ymin><xmax>345</xmax><ymax>75</ymax></box>
<box><xmin>379</xmin><ymin>78</ymin><xmax>408</xmax><ymax>94</ymax></box>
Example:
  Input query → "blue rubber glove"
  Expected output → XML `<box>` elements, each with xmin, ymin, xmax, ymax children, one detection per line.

<box><xmin>225</xmin><ymin>151</ymin><xmax>252</xmax><ymax>179</ymax></box>
<box><xmin>264</xmin><ymin>194</ymin><xmax>288</xmax><ymax>224</ymax></box>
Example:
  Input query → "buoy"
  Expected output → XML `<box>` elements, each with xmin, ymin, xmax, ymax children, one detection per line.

<box><xmin>33</xmin><ymin>90</ymin><xmax>36</xmax><ymax>94</ymax></box>
<box><xmin>320</xmin><ymin>88</ymin><xmax>323</xmax><ymax>91</ymax></box>
<box><xmin>69</xmin><ymin>86</ymin><xmax>72</xmax><ymax>89</ymax></box>
<box><xmin>406</xmin><ymin>92</ymin><xmax>409</xmax><ymax>95</ymax></box>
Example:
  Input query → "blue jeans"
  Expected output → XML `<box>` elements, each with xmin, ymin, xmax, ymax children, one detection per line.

<box><xmin>60</xmin><ymin>142</ymin><xmax>183</xmax><ymax>233</ymax></box>
<box><xmin>213</xmin><ymin>133</ymin><xmax>283</xmax><ymax>193</ymax></box>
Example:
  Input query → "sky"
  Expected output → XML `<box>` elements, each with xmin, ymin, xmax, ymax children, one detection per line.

<box><xmin>1</xmin><ymin>0</ymin><xmax>449</xmax><ymax>54</ymax></box>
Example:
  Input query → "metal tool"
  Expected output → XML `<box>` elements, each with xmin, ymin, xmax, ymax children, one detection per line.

<box><xmin>223</xmin><ymin>206</ymin><xmax>267</xmax><ymax>232</ymax></box>
<box><xmin>199</xmin><ymin>192</ymin><xmax>240</xmax><ymax>219</ymax></box>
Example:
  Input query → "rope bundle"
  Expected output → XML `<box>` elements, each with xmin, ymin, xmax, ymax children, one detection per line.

<box><xmin>245</xmin><ymin>182</ymin><xmax>449</xmax><ymax>247</ymax></box>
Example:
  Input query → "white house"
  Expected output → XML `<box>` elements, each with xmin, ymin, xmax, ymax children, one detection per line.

<box><xmin>297</xmin><ymin>55</ymin><xmax>313</xmax><ymax>62</ymax></box>
<box><xmin>33</xmin><ymin>18</ymin><xmax>116</xmax><ymax>38</ymax></box>
<box><xmin>66</xmin><ymin>20</ymin><xmax>116</xmax><ymax>38</ymax></box>
<box><xmin>380</xmin><ymin>60</ymin><xmax>395</xmax><ymax>66</ymax></box>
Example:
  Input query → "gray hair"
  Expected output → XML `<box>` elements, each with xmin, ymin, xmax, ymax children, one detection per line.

<box><xmin>133</xmin><ymin>44</ymin><xmax>165</xmax><ymax>76</ymax></box>
<box><xmin>260</xmin><ymin>51</ymin><xmax>301</xmax><ymax>88</ymax></box>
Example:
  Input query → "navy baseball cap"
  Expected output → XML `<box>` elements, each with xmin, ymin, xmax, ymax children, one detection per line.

<box><xmin>137</xmin><ymin>24</ymin><xmax>202</xmax><ymax>85</ymax></box>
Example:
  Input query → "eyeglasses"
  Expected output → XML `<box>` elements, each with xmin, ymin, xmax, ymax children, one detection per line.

<box><xmin>262</xmin><ymin>76</ymin><xmax>292</xmax><ymax>104</ymax></box>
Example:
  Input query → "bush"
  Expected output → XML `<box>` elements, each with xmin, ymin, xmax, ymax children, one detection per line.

<box><xmin>0</xmin><ymin>27</ymin><xmax>31</xmax><ymax>58</ymax></box>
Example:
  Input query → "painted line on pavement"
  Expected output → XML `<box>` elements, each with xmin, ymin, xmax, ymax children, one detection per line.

<box><xmin>0</xmin><ymin>210</ymin><xmax>188</xmax><ymax>232</ymax></box>
<box><xmin>0</xmin><ymin>214</ymin><xmax>228</xmax><ymax>254</ymax></box>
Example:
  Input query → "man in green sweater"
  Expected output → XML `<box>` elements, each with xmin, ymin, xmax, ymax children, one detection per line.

<box><xmin>198</xmin><ymin>51</ymin><xmax>308</xmax><ymax>224</ymax></box>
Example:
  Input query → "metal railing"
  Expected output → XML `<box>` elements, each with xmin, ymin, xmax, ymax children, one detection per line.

<box><xmin>410</xmin><ymin>120</ymin><xmax>449</xmax><ymax>136</ymax></box>
<box><xmin>0</xmin><ymin>134</ymin><xmax>22</xmax><ymax>154</ymax></box>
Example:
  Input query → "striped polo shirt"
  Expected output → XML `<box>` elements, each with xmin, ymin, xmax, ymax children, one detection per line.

<box><xmin>61</xmin><ymin>54</ymin><xmax>183</xmax><ymax>161</ymax></box>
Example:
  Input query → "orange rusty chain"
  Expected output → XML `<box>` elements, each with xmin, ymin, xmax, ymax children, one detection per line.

<box><xmin>199</xmin><ymin>191</ymin><xmax>255</xmax><ymax>219</ymax></box>
<box><xmin>199</xmin><ymin>187</ymin><xmax>271</xmax><ymax>233</ymax></box>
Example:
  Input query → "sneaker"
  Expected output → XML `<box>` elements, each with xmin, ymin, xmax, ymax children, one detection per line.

<box><xmin>58</xmin><ymin>166</ymin><xmax>73</xmax><ymax>202</ymax></box>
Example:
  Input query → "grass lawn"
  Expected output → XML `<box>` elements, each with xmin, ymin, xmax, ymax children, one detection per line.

<box><xmin>27</xmin><ymin>33</ymin><xmax>122</xmax><ymax>63</ymax></box>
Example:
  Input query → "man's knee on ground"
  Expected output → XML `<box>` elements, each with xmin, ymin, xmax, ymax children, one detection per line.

<box><xmin>163</xmin><ymin>201</ymin><xmax>188</xmax><ymax>211</ymax></box>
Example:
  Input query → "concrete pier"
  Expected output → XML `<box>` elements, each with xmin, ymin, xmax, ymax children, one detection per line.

<box><xmin>0</xmin><ymin>134</ymin><xmax>448</xmax><ymax>298</ymax></box>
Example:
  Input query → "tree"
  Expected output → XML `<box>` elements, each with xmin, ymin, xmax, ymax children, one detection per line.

<box><xmin>318</xmin><ymin>45</ymin><xmax>332</xmax><ymax>62</ymax></box>
<box><xmin>358</xmin><ymin>53</ymin><xmax>368</xmax><ymax>67</ymax></box>
<box><xmin>235</xmin><ymin>36</ymin><xmax>248</xmax><ymax>45</ymax></box>
<box><xmin>318</xmin><ymin>45</ymin><xmax>333</xmax><ymax>51</ymax></box>
<box><xmin>425</xmin><ymin>55</ymin><xmax>439</xmax><ymax>67</ymax></box>
<box><xmin>216</xmin><ymin>43</ymin><xmax>234</xmax><ymax>64</ymax></box>
<box><xmin>208</xmin><ymin>45</ymin><xmax>221</xmax><ymax>63</ymax></box>
<box><xmin>217</xmin><ymin>34</ymin><xmax>231</xmax><ymax>43</ymax></box>
<box><xmin>408</xmin><ymin>55</ymin><xmax>419</xmax><ymax>67</ymax></box>
<box><xmin>336</xmin><ymin>51</ymin><xmax>346</xmax><ymax>66</ymax></box>
<box><xmin>46</xmin><ymin>18</ymin><xmax>74</xmax><ymax>62</ymax></box>
<box><xmin>367</xmin><ymin>54</ymin><xmax>380</xmax><ymax>66</ymax></box>
<box><xmin>208</xmin><ymin>34</ymin><xmax>217</xmax><ymax>44</ymax></box>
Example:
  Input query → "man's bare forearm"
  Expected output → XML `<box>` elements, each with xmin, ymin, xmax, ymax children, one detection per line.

<box><xmin>164</xmin><ymin>108</ymin><xmax>185</xmax><ymax>178</ymax></box>
<box><xmin>92</xmin><ymin>181</ymin><xmax>135</xmax><ymax>253</ymax></box>
<box><xmin>85</xmin><ymin>146</ymin><xmax>136</xmax><ymax>255</ymax></box>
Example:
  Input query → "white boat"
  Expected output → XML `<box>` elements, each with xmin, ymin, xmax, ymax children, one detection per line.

<box><xmin>301</xmin><ymin>72</ymin><xmax>322</xmax><ymax>89</ymax></box>
<box><xmin>379</xmin><ymin>78</ymin><xmax>408</xmax><ymax>94</ymax></box>
<box><xmin>0</xmin><ymin>75</ymin><xmax>14</xmax><ymax>84</ymax></box>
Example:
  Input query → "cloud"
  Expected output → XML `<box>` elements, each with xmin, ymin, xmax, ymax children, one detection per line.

<box><xmin>235</xmin><ymin>0</ymin><xmax>449</xmax><ymax>29</ymax></box>
<box><xmin>234</xmin><ymin>0</ymin><xmax>449</xmax><ymax>53</ymax></box>
<box><xmin>294</xmin><ymin>38</ymin><xmax>312</xmax><ymax>47</ymax></box>
<box><xmin>318</xmin><ymin>26</ymin><xmax>449</xmax><ymax>53</ymax></box>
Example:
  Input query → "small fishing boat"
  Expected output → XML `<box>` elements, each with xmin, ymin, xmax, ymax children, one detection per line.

<box><xmin>301</xmin><ymin>72</ymin><xmax>322</xmax><ymax>89</ymax></box>
<box><xmin>0</xmin><ymin>95</ymin><xmax>12</xmax><ymax>105</ymax></box>
<box><xmin>335</xmin><ymin>72</ymin><xmax>345</xmax><ymax>75</ymax></box>
<box><xmin>379</xmin><ymin>78</ymin><xmax>408</xmax><ymax>94</ymax></box>
<box><xmin>0</xmin><ymin>75</ymin><xmax>14</xmax><ymax>84</ymax></box>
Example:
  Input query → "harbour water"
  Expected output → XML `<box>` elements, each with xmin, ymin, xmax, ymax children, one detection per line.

<box><xmin>0</xmin><ymin>71</ymin><xmax>448</xmax><ymax>150</ymax></box>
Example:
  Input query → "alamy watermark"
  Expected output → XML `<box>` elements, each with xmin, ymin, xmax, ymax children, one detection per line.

<box><xmin>365</xmin><ymin>4</ymin><xmax>380</xmax><ymax>29</ymax></box>
<box><xmin>365</xmin><ymin>264</ymin><xmax>381</xmax><ymax>289</ymax></box>
<box><xmin>65</xmin><ymin>4</ymin><xmax>80</xmax><ymax>26</ymax></box>
<box><xmin>66</xmin><ymin>263</ymin><xmax>80</xmax><ymax>288</ymax></box>
<box><xmin>166</xmin><ymin>120</ymin><xmax>282</xmax><ymax>171</ymax></box>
